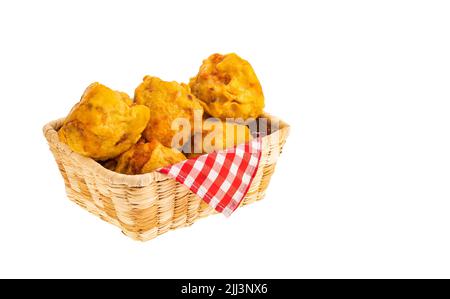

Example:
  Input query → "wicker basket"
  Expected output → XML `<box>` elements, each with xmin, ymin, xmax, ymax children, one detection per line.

<box><xmin>43</xmin><ymin>113</ymin><xmax>290</xmax><ymax>241</ymax></box>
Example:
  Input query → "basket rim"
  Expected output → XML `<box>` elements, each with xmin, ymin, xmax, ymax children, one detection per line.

<box><xmin>43</xmin><ymin>113</ymin><xmax>290</xmax><ymax>187</ymax></box>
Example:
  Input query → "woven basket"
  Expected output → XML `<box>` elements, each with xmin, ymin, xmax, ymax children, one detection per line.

<box><xmin>43</xmin><ymin>113</ymin><xmax>289</xmax><ymax>241</ymax></box>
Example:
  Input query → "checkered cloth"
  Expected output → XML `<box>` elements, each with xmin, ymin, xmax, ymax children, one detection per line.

<box><xmin>158</xmin><ymin>138</ymin><xmax>262</xmax><ymax>216</ymax></box>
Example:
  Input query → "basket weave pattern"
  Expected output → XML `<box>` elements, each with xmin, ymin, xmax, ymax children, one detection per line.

<box><xmin>43</xmin><ymin>114</ymin><xmax>289</xmax><ymax>241</ymax></box>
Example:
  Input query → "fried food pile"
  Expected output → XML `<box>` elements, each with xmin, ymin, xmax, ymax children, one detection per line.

<box><xmin>58</xmin><ymin>53</ymin><xmax>265</xmax><ymax>174</ymax></box>
<box><xmin>189</xmin><ymin>53</ymin><xmax>264</xmax><ymax>119</ymax></box>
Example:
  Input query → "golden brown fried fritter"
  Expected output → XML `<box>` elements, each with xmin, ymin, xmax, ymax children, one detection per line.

<box><xmin>185</xmin><ymin>118</ymin><xmax>253</xmax><ymax>158</ymax></box>
<box><xmin>115</xmin><ymin>139</ymin><xmax>186</xmax><ymax>174</ymax></box>
<box><xmin>58</xmin><ymin>82</ymin><xmax>150</xmax><ymax>161</ymax></box>
<box><xmin>134</xmin><ymin>76</ymin><xmax>203</xmax><ymax>148</ymax></box>
<box><xmin>189</xmin><ymin>53</ymin><xmax>264</xmax><ymax>120</ymax></box>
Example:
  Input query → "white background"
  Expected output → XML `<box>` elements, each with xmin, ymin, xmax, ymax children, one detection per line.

<box><xmin>0</xmin><ymin>0</ymin><xmax>449</xmax><ymax>278</ymax></box>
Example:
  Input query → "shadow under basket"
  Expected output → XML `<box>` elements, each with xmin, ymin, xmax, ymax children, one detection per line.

<box><xmin>43</xmin><ymin>113</ymin><xmax>290</xmax><ymax>241</ymax></box>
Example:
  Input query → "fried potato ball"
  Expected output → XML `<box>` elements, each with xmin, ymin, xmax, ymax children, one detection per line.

<box><xmin>189</xmin><ymin>53</ymin><xmax>264</xmax><ymax>120</ymax></box>
<box><xmin>184</xmin><ymin>118</ymin><xmax>253</xmax><ymax>158</ymax></box>
<box><xmin>115</xmin><ymin>139</ymin><xmax>186</xmax><ymax>174</ymax></box>
<box><xmin>58</xmin><ymin>82</ymin><xmax>150</xmax><ymax>161</ymax></box>
<box><xmin>134</xmin><ymin>76</ymin><xmax>203</xmax><ymax>148</ymax></box>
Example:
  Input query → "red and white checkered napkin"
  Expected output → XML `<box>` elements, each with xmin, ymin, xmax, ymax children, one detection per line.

<box><xmin>158</xmin><ymin>138</ymin><xmax>262</xmax><ymax>216</ymax></box>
